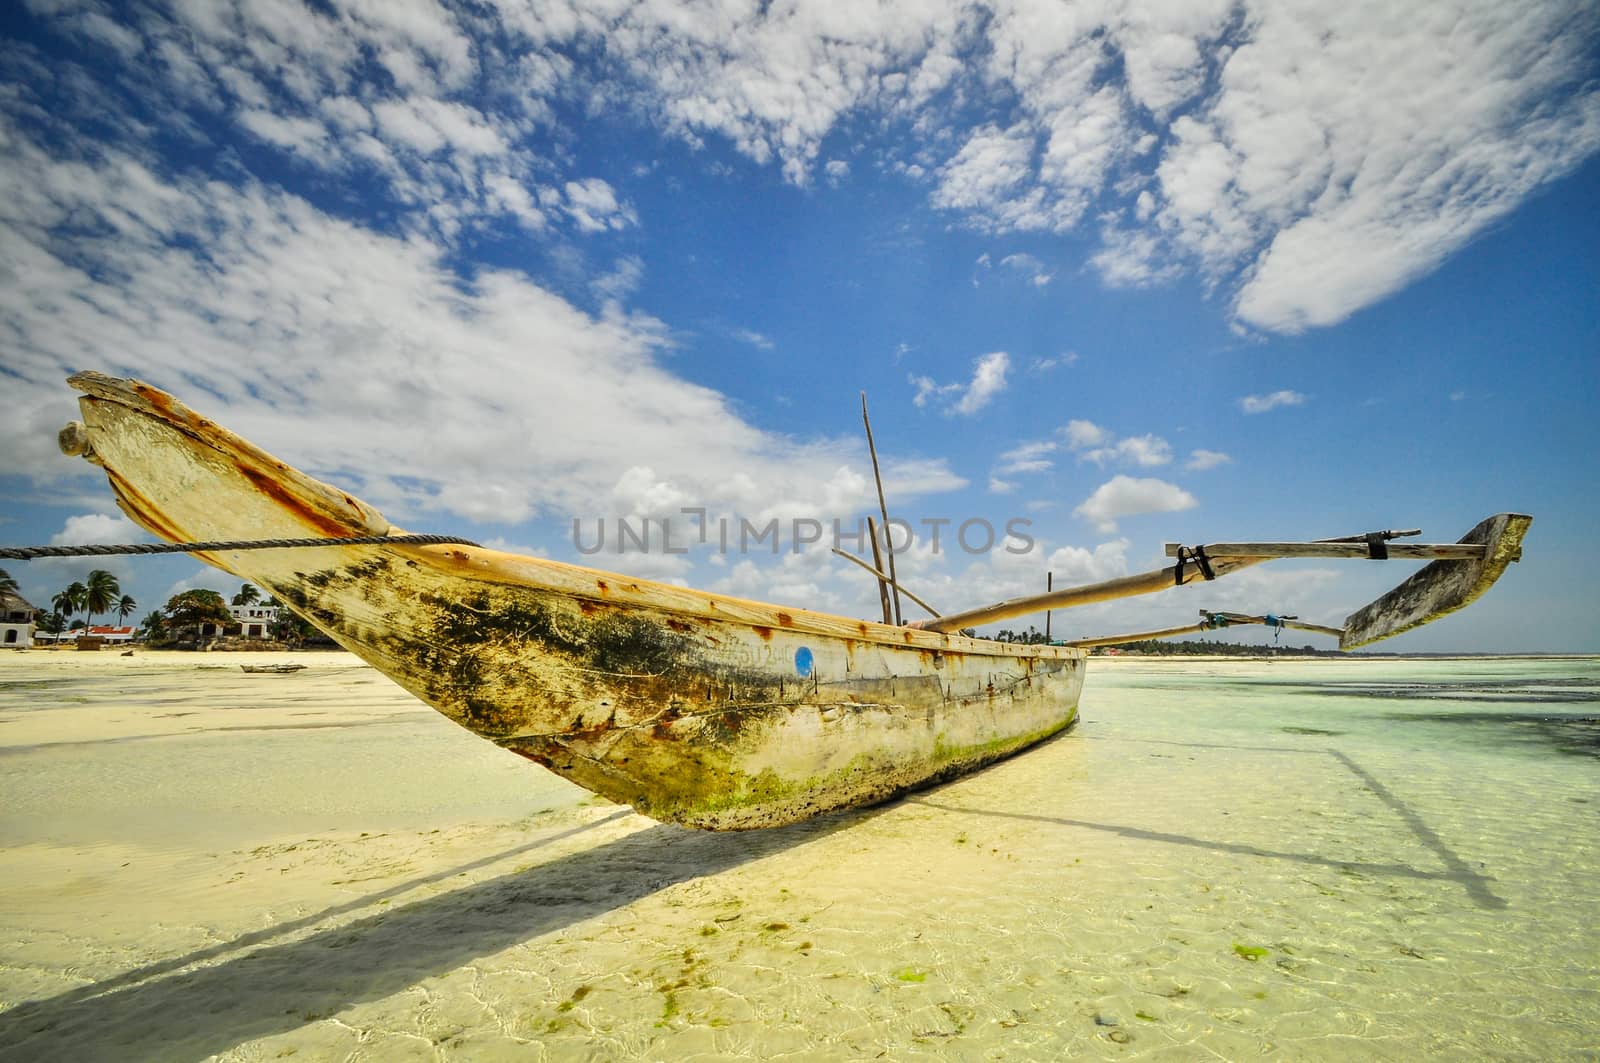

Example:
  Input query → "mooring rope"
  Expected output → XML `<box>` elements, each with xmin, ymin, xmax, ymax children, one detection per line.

<box><xmin>0</xmin><ymin>534</ymin><xmax>481</xmax><ymax>561</ymax></box>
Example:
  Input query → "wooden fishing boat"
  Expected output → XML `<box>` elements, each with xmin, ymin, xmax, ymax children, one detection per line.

<box><xmin>56</xmin><ymin>373</ymin><xmax>1529</xmax><ymax>830</ymax></box>
<box><xmin>240</xmin><ymin>663</ymin><xmax>306</xmax><ymax>674</ymax></box>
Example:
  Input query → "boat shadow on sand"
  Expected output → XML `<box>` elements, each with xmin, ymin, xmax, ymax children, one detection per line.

<box><xmin>0</xmin><ymin>806</ymin><xmax>873</xmax><ymax>1063</ymax></box>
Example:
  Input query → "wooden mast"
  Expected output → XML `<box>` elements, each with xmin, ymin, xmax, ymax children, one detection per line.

<box><xmin>861</xmin><ymin>393</ymin><xmax>902</xmax><ymax>625</ymax></box>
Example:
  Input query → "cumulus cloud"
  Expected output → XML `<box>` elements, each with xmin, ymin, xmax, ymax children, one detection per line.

<box><xmin>0</xmin><ymin>129</ymin><xmax>963</xmax><ymax>532</ymax></box>
<box><xmin>1239</xmin><ymin>390</ymin><xmax>1307</xmax><ymax>414</ymax></box>
<box><xmin>1074</xmin><ymin>476</ymin><xmax>1198</xmax><ymax>533</ymax></box>
<box><xmin>50</xmin><ymin>512</ymin><xmax>147</xmax><ymax>547</ymax></box>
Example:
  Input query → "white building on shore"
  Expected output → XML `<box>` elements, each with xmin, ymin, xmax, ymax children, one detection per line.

<box><xmin>229</xmin><ymin>602</ymin><xmax>282</xmax><ymax>639</ymax></box>
<box><xmin>1</xmin><ymin>590</ymin><xmax>37</xmax><ymax>649</ymax></box>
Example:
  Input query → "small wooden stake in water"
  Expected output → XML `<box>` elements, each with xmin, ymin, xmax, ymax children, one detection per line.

<box><xmin>861</xmin><ymin>392</ymin><xmax>902</xmax><ymax>625</ymax></box>
<box><xmin>1044</xmin><ymin>571</ymin><xmax>1053</xmax><ymax>640</ymax></box>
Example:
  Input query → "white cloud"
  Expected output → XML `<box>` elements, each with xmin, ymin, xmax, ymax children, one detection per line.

<box><xmin>1062</xmin><ymin>421</ymin><xmax>1175</xmax><ymax>467</ymax></box>
<box><xmin>1080</xmin><ymin>434</ymin><xmax>1173</xmax><ymax>468</ymax></box>
<box><xmin>593</xmin><ymin>255</ymin><xmax>645</xmax><ymax>303</ymax></box>
<box><xmin>1030</xmin><ymin>351</ymin><xmax>1077</xmax><ymax>372</ymax></box>
<box><xmin>1074</xmin><ymin>476</ymin><xmax>1198</xmax><ymax>533</ymax></box>
<box><xmin>0</xmin><ymin>130</ymin><xmax>963</xmax><ymax>536</ymax></box>
<box><xmin>31</xmin><ymin>512</ymin><xmax>148</xmax><ymax>589</ymax></box>
<box><xmin>17</xmin><ymin>0</ymin><xmax>1598</xmax><ymax>335</ymax></box>
<box><xmin>562</xmin><ymin>178</ymin><xmax>636</xmax><ymax>233</ymax></box>
<box><xmin>999</xmin><ymin>252</ymin><xmax>1055</xmax><ymax>286</ymax></box>
<box><xmin>1239</xmin><ymin>390</ymin><xmax>1307</xmax><ymax>414</ymax></box>
<box><xmin>996</xmin><ymin>439</ymin><xmax>1058</xmax><ymax>475</ymax></box>
<box><xmin>50</xmin><ymin>512</ymin><xmax>146</xmax><ymax>547</ymax></box>
<box><xmin>953</xmin><ymin>351</ymin><xmax>1010</xmax><ymax>415</ymax></box>
<box><xmin>1186</xmin><ymin>449</ymin><xmax>1232</xmax><ymax>471</ymax></box>
<box><xmin>1062</xmin><ymin>419</ymin><xmax>1110</xmax><ymax>449</ymax></box>
<box><xmin>911</xmin><ymin>351</ymin><xmax>1011</xmax><ymax>416</ymax></box>
<box><xmin>731</xmin><ymin>327</ymin><xmax>775</xmax><ymax>350</ymax></box>
<box><xmin>910</xmin><ymin>374</ymin><xmax>960</xmax><ymax>409</ymax></box>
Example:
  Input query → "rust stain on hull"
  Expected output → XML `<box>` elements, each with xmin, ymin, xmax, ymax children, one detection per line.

<box><xmin>61</xmin><ymin>372</ymin><xmax>1086</xmax><ymax>830</ymax></box>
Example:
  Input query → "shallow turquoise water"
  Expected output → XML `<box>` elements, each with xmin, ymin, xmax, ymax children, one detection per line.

<box><xmin>0</xmin><ymin>654</ymin><xmax>1595</xmax><ymax>1060</ymax></box>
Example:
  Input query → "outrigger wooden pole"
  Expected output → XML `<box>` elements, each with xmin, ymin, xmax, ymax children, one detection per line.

<box><xmin>912</xmin><ymin>554</ymin><xmax>1268</xmax><ymax>634</ymax></box>
<box><xmin>912</xmin><ymin>514</ymin><xmax>1530</xmax><ymax>645</ymax></box>
<box><xmin>1063</xmin><ymin>611</ymin><xmax>1343</xmax><ymax>649</ymax></box>
<box><xmin>861</xmin><ymin>393</ymin><xmax>902</xmax><ymax>625</ymax></box>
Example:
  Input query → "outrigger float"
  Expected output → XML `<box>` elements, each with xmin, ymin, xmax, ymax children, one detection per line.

<box><xmin>52</xmin><ymin>373</ymin><xmax>1529</xmax><ymax>829</ymax></box>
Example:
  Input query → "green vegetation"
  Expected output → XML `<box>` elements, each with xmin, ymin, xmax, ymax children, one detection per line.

<box><xmin>83</xmin><ymin>569</ymin><xmax>120</xmax><ymax>626</ymax></box>
<box><xmin>1232</xmin><ymin>943</ymin><xmax>1271</xmax><ymax>961</ymax></box>
<box><xmin>162</xmin><ymin>589</ymin><xmax>233</xmax><ymax>637</ymax></box>
<box><xmin>1094</xmin><ymin>638</ymin><xmax>1335</xmax><ymax>657</ymax></box>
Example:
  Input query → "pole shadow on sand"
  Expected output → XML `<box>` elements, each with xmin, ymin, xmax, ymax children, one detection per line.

<box><xmin>911</xmin><ymin>740</ymin><xmax>1508</xmax><ymax>911</ymax></box>
<box><xmin>0</xmin><ymin>807</ymin><xmax>868</xmax><ymax>1063</ymax></box>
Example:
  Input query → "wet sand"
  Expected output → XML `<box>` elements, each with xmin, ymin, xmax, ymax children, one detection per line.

<box><xmin>0</xmin><ymin>650</ymin><xmax>1595</xmax><ymax>1060</ymax></box>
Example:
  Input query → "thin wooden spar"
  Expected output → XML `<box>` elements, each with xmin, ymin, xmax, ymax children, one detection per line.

<box><xmin>861</xmin><ymin>393</ymin><xmax>902</xmax><ymax>626</ymax></box>
<box><xmin>865</xmin><ymin>515</ymin><xmax>893</xmax><ymax>624</ymax></box>
<box><xmin>831</xmin><ymin>545</ymin><xmax>942</xmax><ymax>619</ymax></box>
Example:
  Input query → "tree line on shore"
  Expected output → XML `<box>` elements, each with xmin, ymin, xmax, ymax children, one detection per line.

<box><xmin>1</xmin><ymin>566</ymin><xmax>136</xmax><ymax>634</ymax></box>
<box><xmin>1</xmin><ymin>567</ymin><xmax>314</xmax><ymax>645</ymax></box>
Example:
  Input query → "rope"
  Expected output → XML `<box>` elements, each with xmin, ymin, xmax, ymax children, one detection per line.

<box><xmin>0</xmin><ymin>534</ymin><xmax>481</xmax><ymax>561</ymax></box>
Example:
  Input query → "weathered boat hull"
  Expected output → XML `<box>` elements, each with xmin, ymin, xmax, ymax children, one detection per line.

<box><xmin>63</xmin><ymin>373</ymin><xmax>1083</xmax><ymax>829</ymax></box>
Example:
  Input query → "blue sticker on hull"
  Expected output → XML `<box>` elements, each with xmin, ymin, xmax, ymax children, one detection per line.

<box><xmin>794</xmin><ymin>647</ymin><xmax>814</xmax><ymax>677</ymax></box>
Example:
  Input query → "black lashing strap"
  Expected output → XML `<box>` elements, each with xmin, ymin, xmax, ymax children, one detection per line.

<box><xmin>1365</xmin><ymin>532</ymin><xmax>1389</xmax><ymax>560</ymax></box>
<box><xmin>1173</xmin><ymin>545</ymin><xmax>1215</xmax><ymax>585</ymax></box>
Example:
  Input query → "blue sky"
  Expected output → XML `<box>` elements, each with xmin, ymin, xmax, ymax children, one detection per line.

<box><xmin>1</xmin><ymin>1</ymin><xmax>1596</xmax><ymax>652</ymax></box>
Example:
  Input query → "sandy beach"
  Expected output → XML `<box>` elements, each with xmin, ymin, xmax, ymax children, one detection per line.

<box><xmin>0</xmin><ymin>649</ymin><xmax>1596</xmax><ymax>1060</ymax></box>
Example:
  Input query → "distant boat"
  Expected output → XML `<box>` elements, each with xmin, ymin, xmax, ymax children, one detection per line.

<box><xmin>58</xmin><ymin>372</ymin><xmax>1529</xmax><ymax>830</ymax></box>
<box><xmin>240</xmin><ymin>662</ymin><xmax>305</xmax><ymax>674</ymax></box>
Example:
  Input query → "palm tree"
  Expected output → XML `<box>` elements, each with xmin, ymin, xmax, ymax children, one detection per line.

<box><xmin>0</xmin><ymin>568</ymin><xmax>17</xmax><ymax>597</ymax></box>
<box><xmin>53</xmin><ymin>582</ymin><xmax>87</xmax><ymax>627</ymax></box>
<box><xmin>115</xmin><ymin>594</ymin><xmax>137</xmax><ymax>624</ymax></box>
<box><xmin>231</xmin><ymin>584</ymin><xmax>261</xmax><ymax>607</ymax></box>
<box><xmin>83</xmin><ymin>570</ymin><xmax>120</xmax><ymax>629</ymax></box>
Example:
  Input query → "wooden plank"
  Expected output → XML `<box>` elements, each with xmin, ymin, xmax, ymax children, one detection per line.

<box><xmin>1340</xmin><ymin>513</ymin><xmax>1531</xmax><ymax>649</ymax></box>
<box><xmin>1163</xmin><ymin>542</ymin><xmax>1486</xmax><ymax>560</ymax></box>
